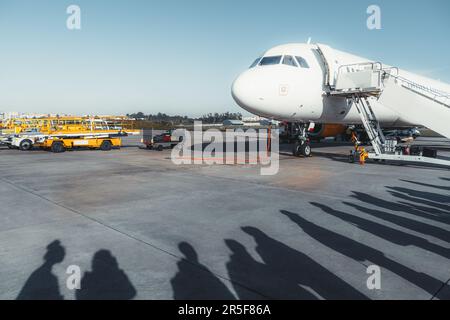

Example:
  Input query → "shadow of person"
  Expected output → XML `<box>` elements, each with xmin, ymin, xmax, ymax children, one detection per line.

<box><xmin>76</xmin><ymin>250</ymin><xmax>136</xmax><ymax>300</ymax></box>
<box><xmin>387</xmin><ymin>189</ymin><xmax>450</xmax><ymax>219</ymax></box>
<box><xmin>387</xmin><ymin>186</ymin><xmax>450</xmax><ymax>206</ymax></box>
<box><xmin>349</xmin><ymin>192</ymin><xmax>450</xmax><ymax>243</ymax></box>
<box><xmin>225</xmin><ymin>239</ymin><xmax>314</xmax><ymax>299</ymax></box>
<box><xmin>281</xmin><ymin>209</ymin><xmax>450</xmax><ymax>299</ymax></box>
<box><xmin>400</xmin><ymin>179</ymin><xmax>450</xmax><ymax>192</ymax></box>
<box><xmin>315</xmin><ymin>201</ymin><xmax>450</xmax><ymax>260</ymax></box>
<box><xmin>17</xmin><ymin>240</ymin><xmax>66</xmax><ymax>300</ymax></box>
<box><xmin>242</xmin><ymin>227</ymin><xmax>369</xmax><ymax>300</ymax></box>
<box><xmin>171</xmin><ymin>242</ymin><xmax>235</xmax><ymax>300</ymax></box>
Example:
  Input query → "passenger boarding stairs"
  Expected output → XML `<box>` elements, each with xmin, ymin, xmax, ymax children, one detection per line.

<box><xmin>327</xmin><ymin>62</ymin><xmax>450</xmax><ymax>167</ymax></box>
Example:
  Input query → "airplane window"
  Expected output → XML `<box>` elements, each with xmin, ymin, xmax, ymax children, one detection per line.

<box><xmin>282</xmin><ymin>55</ymin><xmax>298</xmax><ymax>67</ymax></box>
<box><xmin>249</xmin><ymin>57</ymin><xmax>261</xmax><ymax>68</ymax></box>
<box><xmin>295</xmin><ymin>56</ymin><xmax>310</xmax><ymax>68</ymax></box>
<box><xmin>259</xmin><ymin>56</ymin><xmax>282</xmax><ymax>66</ymax></box>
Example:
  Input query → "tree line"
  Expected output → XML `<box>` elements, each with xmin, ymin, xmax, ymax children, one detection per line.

<box><xmin>126</xmin><ymin>112</ymin><xmax>242</xmax><ymax>126</ymax></box>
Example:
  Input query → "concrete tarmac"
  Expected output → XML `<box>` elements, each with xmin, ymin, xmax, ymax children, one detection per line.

<box><xmin>0</xmin><ymin>136</ymin><xmax>449</xmax><ymax>300</ymax></box>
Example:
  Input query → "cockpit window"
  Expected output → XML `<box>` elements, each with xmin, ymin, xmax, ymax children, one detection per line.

<box><xmin>249</xmin><ymin>57</ymin><xmax>261</xmax><ymax>68</ymax></box>
<box><xmin>295</xmin><ymin>56</ymin><xmax>310</xmax><ymax>68</ymax></box>
<box><xmin>259</xmin><ymin>56</ymin><xmax>282</xmax><ymax>66</ymax></box>
<box><xmin>282</xmin><ymin>55</ymin><xmax>298</xmax><ymax>67</ymax></box>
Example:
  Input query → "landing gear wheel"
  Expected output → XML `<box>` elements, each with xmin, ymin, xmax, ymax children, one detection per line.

<box><xmin>100</xmin><ymin>140</ymin><xmax>112</xmax><ymax>151</ymax></box>
<box><xmin>19</xmin><ymin>139</ymin><xmax>33</xmax><ymax>151</ymax></box>
<box><xmin>300</xmin><ymin>142</ymin><xmax>311</xmax><ymax>157</ymax></box>
<box><xmin>51</xmin><ymin>141</ymin><xmax>65</xmax><ymax>153</ymax></box>
<box><xmin>293</xmin><ymin>142</ymin><xmax>302</xmax><ymax>157</ymax></box>
<box><xmin>293</xmin><ymin>141</ymin><xmax>311</xmax><ymax>157</ymax></box>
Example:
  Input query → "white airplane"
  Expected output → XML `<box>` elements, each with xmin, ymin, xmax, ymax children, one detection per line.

<box><xmin>231</xmin><ymin>43</ymin><xmax>450</xmax><ymax>158</ymax></box>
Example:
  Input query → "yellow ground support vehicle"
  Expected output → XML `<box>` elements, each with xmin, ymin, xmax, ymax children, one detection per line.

<box><xmin>40</xmin><ymin>136</ymin><xmax>121</xmax><ymax>153</ymax></box>
<box><xmin>2</xmin><ymin>116</ymin><xmax>136</xmax><ymax>153</ymax></box>
<box><xmin>1</xmin><ymin>116</ymin><xmax>137</xmax><ymax>136</ymax></box>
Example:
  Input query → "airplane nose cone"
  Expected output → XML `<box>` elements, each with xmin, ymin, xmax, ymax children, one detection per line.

<box><xmin>231</xmin><ymin>70</ymin><xmax>261</xmax><ymax>114</ymax></box>
<box><xmin>231</xmin><ymin>72</ymin><xmax>251</xmax><ymax>107</ymax></box>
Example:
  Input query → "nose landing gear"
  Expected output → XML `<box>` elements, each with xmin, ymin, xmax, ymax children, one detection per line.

<box><xmin>293</xmin><ymin>139</ymin><xmax>312</xmax><ymax>157</ymax></box>
<box><xmin>291</xmin><ymin>123</ymin><xmax>312</xmax><ymax>157</ymax></box>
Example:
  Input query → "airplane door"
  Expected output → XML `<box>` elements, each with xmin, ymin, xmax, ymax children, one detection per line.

<box><xmin>317</xmin><ymin>43</ymin><xmax>339</xmax><ymax>88</ymax></box>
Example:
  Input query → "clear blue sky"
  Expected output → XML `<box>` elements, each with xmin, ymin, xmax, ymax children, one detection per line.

<box><xmin>0</xmin><ymin>0</ymin><xmax>449</xmax><ymax>116</ymax></box>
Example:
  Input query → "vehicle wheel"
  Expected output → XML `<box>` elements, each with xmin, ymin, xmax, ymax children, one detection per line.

<box><xmin>157</xmin><ymin>144</ymin><xmax>164</xmax><ymax>151</ymax></box>
<box><xmin>51</xmin><ymin>141</ymin><xmax>65</xmax><ymax>153</ymax></box>
<box><xmin>300</xmin><ymin>142</ymin><xmax>312</xmax><ymax>157</ymax></box>
<box><xmin>19</xmin><ymin>139</ymin><xmax>33</xmax><ymax>151</ymax></box>
<box><xmin>292</xmin><ymin>141</ymin><xmax>302</xmax><ymax>157</ymax></box>
<box><xmin>100</xmin><ymin>140</ymin><xmax>112</xmax><ymax>151</ymax></box>
<box><xmin>348</xmin><ymin>153</ymin><xmax>356</xmax><ymax>163</ymax></box>
<box><xmin>146</xmin><ymin>145</ymin><xmax>153</xmax><ymax>150</ymax></box>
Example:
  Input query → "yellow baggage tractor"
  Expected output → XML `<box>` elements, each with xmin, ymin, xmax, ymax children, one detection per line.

<box><xmin>39</xmin><ymin>136</ymin><xmax>121</xmax><ymax>153</ymax></box>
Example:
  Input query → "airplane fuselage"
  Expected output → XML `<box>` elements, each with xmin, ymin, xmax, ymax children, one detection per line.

<box><xmin>231</xmin><ymin>43</ymin><xmax>450</xmax><ymax>127</ymax></box>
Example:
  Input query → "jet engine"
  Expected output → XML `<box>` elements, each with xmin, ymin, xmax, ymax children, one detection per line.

<box><xmin>308</xmin><ymin>124</ymin><xmax>347</xmax><ymax>141</ymax></box>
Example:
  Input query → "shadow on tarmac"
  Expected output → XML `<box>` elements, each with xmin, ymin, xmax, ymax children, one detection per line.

<box><xmin>16</xmin><ymin>240</ymin><xmax>66</xmax><ymax>300</ymax></box>
<box><xmin>17</xmin><ymin>178</ymin><xmax>450</xmax><ymax>300</ymax></box>
<box><xmin>76</xmin><ymin>249</ymin><xmax>136</xmax><ymax>300</ymax></box>
<box><xmin>171</xmin><ymin>241</ymin><xmax>236</xmax><ymax>300</ymax></box>
<box><xmin>238</xmin><ymin>226</ymin><xmax>369</xmax><ymax>300</ymax></box>
<box><xmin>285</xmin><ymin>207</ymin><xmax>449</xmax><ymax>299</ymax></box>
<box><xmin>17</xmin><ymin>243</ymin><xmax>136</xmax><ymax>300</ymax></box>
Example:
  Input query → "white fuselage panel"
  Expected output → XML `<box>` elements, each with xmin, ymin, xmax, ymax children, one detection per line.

<box><xmin>232</xmin><ymin>43</ymin><xmax>450</xmax><ymax>128</ymax></box>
